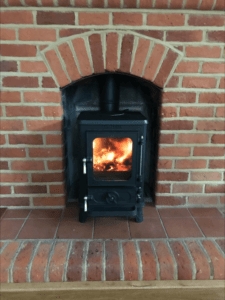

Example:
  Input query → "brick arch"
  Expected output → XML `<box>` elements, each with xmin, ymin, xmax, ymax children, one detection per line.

<box><xmin>41</xmin><ymin>30</ymin><xmax>183</xmax><ymax>89</ymax></box>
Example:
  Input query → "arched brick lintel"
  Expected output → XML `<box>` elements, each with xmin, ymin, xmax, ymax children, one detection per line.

<box><xmin>40</xmin><ymin>31</ymin><xmax>183</xmax><ymax>89</ymax></box>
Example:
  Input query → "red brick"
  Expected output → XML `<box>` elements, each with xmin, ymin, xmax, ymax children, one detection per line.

<box><xmin>3</xmin><ymin>76</ymin><xmax>39</xmax><ymax>88</ymax></box>
<box><xmin>67</xmin><ymin>241</ymin><xmax>84</xmax><ymax>281</ymax></box>
<box><xmin>175</xmin><ymin>61</ymin><xmax>199</xmax><ymax>73</ymax></box>
<box><xmin>59</xmin><ymin>29</ymin><xmax>89</xmax><ymax>38</ymax></box>
<box><xmin>194</xmin><ymin>147</ymin><xmax>224</xmax><ymax>156</ymax></box>
<box><xmin>58</xmin><ymin>43</ymin><xmax>81</xmax><ymax>82</ymax></box>
<box><xmin>0</xmin><ymin>120</ymin><xmax>23</xmax><ymax>131</ymax></box>
<box><xmin>156</xmin><ymin>183</ymin><xmax>171</xmax><ymax>193</ymax></box>
<box><xmin>186</xmin><ymin>46</ymin><xmax>221</xmax><ymax>58</ymax></box>
<box><xmin>25</xmin><ymin>0</ymin><xmax>38</xmax><ymax>5</ymax></box>
<box><xmin>185</xmin><ymin>0</ymin><xmax>199</xmax><ymax>8</ymax></box>
<box><xmin>0</xmin><ymin>186</ymin><xmax>11</xmax><ymax>194</ymax></box>
<box><xmin>144</xmin><ymin>44</ymin><xmax>165</xmax><ymax>81</ymax></box>
<box><xmin>48</xmin><ymin>161</ymin><xmax>64</xmax><ymax>170</ymax></box>
<box><xmin>6</xmin><ymin>106</ymin><xmax>42</xmax><ymax>117</ymax></box>
<box><xmin>163</xmin><ymin>92</ymin><xmax>196</xmax><ymax>103</ymax></box>
<box><xmin>0</xmin><ymin>135</ymin><xmax>6</xmax><ymax>145</ymax></box>
<box><xmin>105</xmin><ymin>241</ymin><xmax>120</xmax><ymax>281</ymax></box>
<box><xmin>171</xmin><ymin>241</ymin><xmax>194</xmax><ymax>280</ymax></box>
<box><xmin>13</xmin><ymin>242</ymin><xmax>35</xmax><ymax>283</ymax></box>
<box><xmin>32</xmin><ymin>172</ymin><xmax>64</xmax><ymax>182</ymax></box>
<box><xmin>27</xmin><ymin>120</ymin><xmax>62</xmax><ymax>131</ymax></box>
<box><xmin>202</xmin><ymin>240</ymin><xmax>225</xmax><ymax>279</ymax></box>
<box><xmin>175</xmin><ymin>159</ymin><xmax>207</xmax><ymax>169</ymax></box>
<box><xmin>92</xmin><ymin>0</ymin><xmax>104</xmax><ymax>7</ymax></box>
<box><xmin>214</xmin><ymin>0</ymin><xmax>225</xmax><ymax>10</ymax></box>
<box><xmin>113</xmin><ymin>13</ymin><xmax>142</xmax><ymax>25</ymax></box>
<box><xmin>155</xmin><ymin>0</ymin><xmax>168</xmax><ymax>8</ymax></box>
<box><xmin>45</xmin><ymin>49</ymin><xmax>70</xmax><ymax>87</ymax></box>
<box><xmin>177</xmin><ymin>133</ymin><xmax>209</xmax><ymax>144</ymax></box>
<box><xmin>205</xmin><ymin>185</ymin><xmax>225</xmax><ymax>193</ymax></box>
<box><xmin>159</xmin><ymin>134</ymin><xmax>175</xmax><ymax>144</ymax></box>
<box><xmin>188</xmin><ymin>196</ymin><xmax>218</xmax><ymax>205</ymax></box>
<box><xmin>1</xmin><ymin>173</ymin><xmax>28</xmax><ymax>183</ymax></box>
<box><xmin>136</xmin><ymin>30</ymin><xmax>163</xmax><ymax>40</ymax></box>
<box><xmin>124</xmin><ymin>0</ymin><xmax>136</xmax><ymax>7</ymax></box>
<box><xmin>209</xmin><ymin>159</ymin><xmax>225</xmax><ymax>169</ymax></box>
<box><xmin>202</xmin><ymin>62</ymin><xmax>225</xmax><ymax>74</ymax></box>
<box><xmin>0</xmin><ymin>61</ymin><xmax>18</xmax><ymax>72</ymax></box>
<box><xmin>208</xmin><ymin>31</ymin><xmax>225</xmax><ymax>43</ymax></box>
<box><xmin>87</xmin><ymin>242</ymin><xmax>102</xmax><ymax>281</ymax></box>
<box><xmin>219</xmin><ymin>77</ymin><xmax>225</xmax><ymax>89</ymax></box>
<box><xmin>196</xmin><ymin>121</ymin><xmax>225</xmax><ymax>131</ymax></box>
<box><xmin>0</xmin><ymin>197</ymin><xmax>29</xmax><ymax>206</ymax></box>
<box><xmin>161</xmin><ymin>120</ymin><xmax>193</xmax><ymax>130</ymax></box>
<box><xmin>119</xmin><ymin>35</ymin><xmax>134</xmax><ymax>73</ymax></box>
<box><xmin>9</xmin><ymin>134</ymin><xmax>43</xmax><ymax>145</ymax></box>
<box><xmin>11</xmin><ymin>161</ymin><xmax>45</xmax><ymax>170</ymax></box>
<box><xmin>49</xmin><ymin>184</ymin><xmax>65</xmax><ymax>194</ymax></box>
<box><xmin>211</xmin><ymin>134</ymin><xmax>225</xmax><ymax>144</ymax></box>
<box><xmin>48</xmin><ymin>242</ymin><xmax>68</xmax><ymax>282</ymax></box>
<box><xmin>46</xmin><ymin>134</ymin><xmax>62</xmax><ymax>145</ymax></box>
<box><xmin>157</xmin><ymin>159</ymin><xmax>173</xmax><ymax>169</ymax></box>
<box><xmin>173</xmin><ymin>184</ymin><xmax>203</xmax><ymax>193</ymax></box>
<box><xmin>138</xmin><ymin>241</ymin><xmax>157</xmax><ymax>280</ymax></box>
<box><xmin>58</xmin><ymin>0</ymin><xmax>71</xmax><ymax>5</ymax></box>
<box><xmin>31</xmin><ymin>243</ymin><xmax>51</xmax><ymax>282</ymax></box>
<box><xmin>89</xmin><ymin>34</ymin><xmax>104</xmax><ymax>74</ymax></box>
<box><xmin>199</xmin><ymin>93</ymin><xmax>225</xmax><ymax>104</ymax></box>
<box><xmin>42</xmin><ymin>77</ymin><xmax>57</xmax><ymax>88</ymax></box>
<box><xmin>188</xmin><ymin>15</ymin><xmax>225</xmax><ymax>26</ymax></box>
<box><xmin>29</xmin><ymin>148</ymin><xmax>63</xmax><ymax>158</ymax></box>
<box><xmin>0</xmin><ymin>148</ymin><xmax>26</xmax><ymax>158</ymax></box>
<box><xmin>20</xmin><ymin>61</ymin><xmax>47</xmax><ymax>73</ymax></box>
<box><xmin>166</xmin><ymin>76</ymin><xmax>179</xmax><ymax>88</ymax></box>
<box><xmin>19</xmin><ymin>28</ymin><xmax>56</xmax><ymax>41</ymax></box>
<box><xmin>37</xmin><ymin>11</ymin><xmax>75</xmax><ymax>25</ymax></box>
<box><xmin>79</xmin><ymin>12</ymin><xmax>109</xmax><ymax>25</ymax></box>
<box><xmin>14</xmin><ymin>185</ymin><xmax>47</xmax><ymax>194</ymax></box>
<box><xmin>131</xmin><ymin>39</ymin><xmax>150</xmax><ymax>77</ymax></box>
<box><xmin>108</xmin><ymin>0</ymin><xmax>120</xmax><ymax>7</ymax></box>
<box><xmin>147</xmin><ymin>13</ymin><xmax>185</xmax><ymax>26</ymax></box>
<box><xmin>106</xmin><ymin>33</ymin><xmax>118</xmax><ymax>72</ymax></box>
<box><xmin>166</xmin><ymin>30</ymin><xmax>202</xmax><ymax>42</ymax></box>
<box><xmin>216</xmin><ymin>107</ymin><xmax>225</xmax><ymax>118</ymax></box>
<box><xmin>220</xmin><ymin>196</ymin><xmax>225</xmax><ymax>204</ymax></box>
<box><xmin>159</xmin><ymin>147</ymin><xmax>191</xmax><ymax>157</ymax></box>
<box><xmin>154</xmin><ymin>241</ymin><xmax>175</xmax><ymax>280</ymax></box>
<box><xmin>44</xmin><ymin>106</ymin><xmax>63</xmax><ymax>118</ymax></box>
<box><xmin>158</xmin><ymin>172</ymin><xmax>188</xmax><ymax>181</ymax></box>
<box><xmin>123</xmin><ymin>241</ymin><xmax>139</xmax><ymax>281</ymax></box>
<box><xmin>72</xmin><ymin>38</ymin><xmax>92</xmax><ymax>77</ymax></box>
<box><xmin>8</xmin><ymin>0</ymin><xmax>22</xmax><ymax>5</ymax></box>
<box><xmin>0</xmin><ymin>91</ymin><xmax>21</xmax><ymax>103</ymax></box>
<box><xmin>0</xmin><ymin>45</ymin><xmax>36</xmax><ymax>57</ymax></box>
<box><xmin>41</xmin><ymin>0</ymin><xmax>54</xmax><ymax>6</ymax></box>
<box><xmin>183</xmin><ymin>77</ymin><xmax>217</xmax><ymax>89</ymax></box>
<box><xmin>0</xmin><ymin>242</ymin><xmax>20</xmax><ymax>283</ymax></box>
<box><xmin>0</xmin><ymin>11</ymin><xmax>33</xmax><ymax>24</ymax></box>
<box><xmin>181</xmin><ymin>107</ymin><xmax>214</xmax><ymax>118</ymax></box>
<box><xmin>140</xmin><ymin>0</ymin><xmax>153</xmax><ymax>8</ymax></box>
<box><xmin>170</xmin><ymin>0</ymin><xmax>183</xmax><ymax>8</ymax></box>
<box><xmin>156</xmin><ymin>196</ymin><xmax>186</xmax><ymax>205</ymax></box>
<box><xmin>33</xmin><ymin>196</ymin><xmax>65</xmax><ymax>206</ymax></box>
<box><xmin>154</xmin><ymin>49</ymin><xmax>178</xmax><ymax>87</ymax></box>
<box><xmin>161</xmin><ymin>107</ymin><xmax>177</xmax><ymax>118</ymax></box>
<box><xmin>199</xmin><ymin>0</ymin><xmax>214</xmax><ymax>10</ymax></box>
<box><xmin>191</xmin><ymin>172</ymin><xmax>221</xmax><ymax>181</ymax></box>
<box><xmin>0</xmin><ymin>161</ymin><xmax>9</xmax><ymax>170</ymax></box>
<box><xmin>24</xmin><ymin>92</ymin><xmax>61</xmax><ymax>103</ymax></box>
<box><xmin>74</xmin><ymin>0</ymin><xmax>88</xmax><ymax>6</ymax></box>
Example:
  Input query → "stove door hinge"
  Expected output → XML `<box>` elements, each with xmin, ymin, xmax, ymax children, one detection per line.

<box><xmin>82</xmin><ymin>157</ymin><xmax>93</xmax><ymax>174</ymax></box>
<box><xmin>83</xmin><ymin>195</ymin><xmax>93</xmax><ymax>212</ymax></box>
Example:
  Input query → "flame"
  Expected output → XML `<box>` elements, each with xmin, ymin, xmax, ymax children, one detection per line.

<box><xmin>93</xmin><ymin>137</ymin><xmax>133</xmax><ymax>172</ymax></box>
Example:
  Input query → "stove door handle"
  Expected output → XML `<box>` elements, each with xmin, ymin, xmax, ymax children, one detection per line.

<box><xmin>83</xmin><ymin>158</ymin><xmax>87</xmax><ymax>174</ymax></box>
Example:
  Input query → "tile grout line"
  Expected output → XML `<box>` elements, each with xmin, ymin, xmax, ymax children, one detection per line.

<box><xmin>150</xmin><ymin>240</ymin><xmax>160</xmax><ymax>280</ymax></box>
<box><xmin>118</xmin><ymin>240</ymin><xmax>125</xmax><ymax>281</ymax></box>
<box><xmin>14</xmin><ymin>210</ymin><xmax>33</xmax><ymax>240</ymax></box>
<box><xmin>156</xmin><ymin>208</ymin><xmax>169</xmax><ymax>239</ymax></box>
<box><xmin>44</xmin><ymin>239</ymin><xmax>56</xmax><ymax>283</ymax></box>
<box><xmin>53</xmin><ymin>209</ymin><xmax>65</xmax><ymax>240</ymax></box>
<box><xmin>62</xmin><ymin>240</ymin><xmax>73</xmax><ymax>282</ymax></box>
<box><xmin>27</xmin><ymin>240</ymin><xmax>41</xmax><ymax>283</ymax></box>
<box><xmin>134</xmin><ymin>240</ymin><xmax>143</xmax><ymax>281</ymax></box>
<box><xmin>0</xmin><ymin>241</ymin><xmax>10</xmax><ymax>255</ymax></box>
<box><xmin>102</xmin><ymin>240</ymin><xmax>106</xmax><ymax>281</ymax></box>
<box><xmin>8</xmin><ymin>241</ymin><xmax>24</xmax><ymax>283</ymax></box>
<box><xmin>197</xmin><ymin>239</ymin><xmax>214</xmax><ymax>280</ymax></box>
<box><xmin>81</xmin><ymin>240</ymin><xmax>89</xmax><ymax>281</ymax></box>
<box><xmin>187</xmin><ymin>208</ymin><xmax>206</xmax><ymax>238</ymax></box>
<box><xmin>166</xmin><ymin>240</ymin><xmax>178</xmax><ymax>280</ymax></box>
<box><xmin>182</xmin><ymin>239</ymin><xmax>197</xmax><ymax>280</ymax></box>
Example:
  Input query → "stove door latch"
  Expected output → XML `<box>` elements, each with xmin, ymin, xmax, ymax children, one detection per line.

<box><xmin>137</xmin><ymin>187</ymin><xmax>142</xmax><ymax>202</ymax></box>
<box><xmin>82</xmin><ymin>157</ymin><xmax>93</xmax><ymax>174</ymax></box>
<box><xmin>83</xmin><ymin>195</ymin><xmax>93</xmax><ymax>212</ymax></box>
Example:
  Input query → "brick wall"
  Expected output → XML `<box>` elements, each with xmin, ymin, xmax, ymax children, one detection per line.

<box><xmin>0</xmin><ymin>2</ymin><xmax>224</xmax><ymax>208</ymax></box>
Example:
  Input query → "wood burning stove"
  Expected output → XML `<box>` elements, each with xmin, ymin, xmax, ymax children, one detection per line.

<box><xmin>77</xmin><ymin>75</ymin><xmax>148</xmax><ymax>223</ymax></box>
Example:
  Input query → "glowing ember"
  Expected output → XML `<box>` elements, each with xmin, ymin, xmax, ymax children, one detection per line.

<box><xmin>93</xmin><ymin>137</ymin><xmax>133</xmax><ymax>172</ymax></box>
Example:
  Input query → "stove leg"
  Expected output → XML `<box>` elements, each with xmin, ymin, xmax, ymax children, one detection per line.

<box><xmin>79</xmin><ymin>209</ymin><xmax>88</xmax><ymax>223</ymax></box>
<box><xmin>136</xmin><ymin>208</ymin><xmax>143</xmax><ymax>223</ymax></box>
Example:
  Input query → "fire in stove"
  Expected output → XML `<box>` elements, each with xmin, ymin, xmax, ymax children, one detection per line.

<box><xmin>93</xmin><ymin>137</ymin><xmax>133</xmax><ymax>172</ymax></box>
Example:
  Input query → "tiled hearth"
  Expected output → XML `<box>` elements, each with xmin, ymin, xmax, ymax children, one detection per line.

<box><xmin>0</xmin><ymin>205</ymin><xmax>224</xmax><ymax>283</ymax></box>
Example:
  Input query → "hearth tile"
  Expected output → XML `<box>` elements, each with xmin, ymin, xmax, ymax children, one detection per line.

<box><xmin>129</xmin><ymin>218</ymin><xmax>167</xmax><ymax>239</ymax></box>
<box><xmin>17</xmin><ymin>219</ymin><xmax>59</xmax><ymax>239</ymax></box>
<box><xmin>143</xmin><ymin>205</ymin><xmax>160</xmax><ymax>219</ymax></box>
<box><xmin>162</xmin><ymin>218</ymin><xmax>203</xmax><ymax>238</ymax></box>
<box><xmin>158</xmin><ymin>208</ymin><xmax>191</xmax><ymax>219</ymax></box>
<box><xmin>0</xmin><ymin>208</ymin><xmax>7</xmax><ymax>219</ymax></box>
<box><xmin>0</xmin><ymin>219</ymin><xmax>25</xmax><ymax>239</ymax></box>
<box><xmin>194</xmin><ymin>218</ymin><xmax>225</xmax><ymax>237</ymax></box>
<box><xmin>189</xmin><ymin>208</ymin><xmax>223</xmax><ymax>218</ymax></box>
<box><xmin>3</xmin><ymin>209</ymin><xmax>31</xmax><ymax>219</ymax></box>
<box><xmin>56</xmin><ymin>218</ymin><xmax>93</xmax><ymax>239</ymax></box>
<box><xmin>29</xmin><ymin>209</ymin><xmax>62</xmax><ymax>219</ymax></box>
<box><xmin>62</xmin><ymin>206</ymin><xmax>79</xmax><ymax>219</ymax></box>
<box><xmin>94</xmin><ymin>217</ymin><xmax>130</xmax><ymax>239</ymax></box>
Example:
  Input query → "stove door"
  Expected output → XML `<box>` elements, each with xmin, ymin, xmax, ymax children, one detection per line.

<box><xmin>86</xmin><ymin>131</ymin><xmax>139</xmax><ymax>186</ymax></box>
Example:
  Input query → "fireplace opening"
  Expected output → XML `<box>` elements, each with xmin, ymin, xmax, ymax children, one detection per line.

<box><xmin>62</xmin><ymin>73</ymin><xmax>162</xmax><ymax>222</ymax></box>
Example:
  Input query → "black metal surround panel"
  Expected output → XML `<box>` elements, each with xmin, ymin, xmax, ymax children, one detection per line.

<box><xmin>77</xmin><ymin>111</ymin><xmax>148</xmax><ymax>222</ymax></box>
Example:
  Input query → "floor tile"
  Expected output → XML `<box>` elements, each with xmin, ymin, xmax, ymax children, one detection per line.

<box><xmin>129</xmin><ymin>218</ymin><xmax>167</xmax><ymax>239</ymax></box>
<box><xmin>3</xmin><ymin>209</ymin><xmax>31</xmax><ymax>219</ymax></box>
<box><xmin>162</xmin><ymin>218</ymin><xmax>203</xmax><ymax>238</ymax></box>
<box><xmin>17</xmin><ymin>219</ymin><xmax>59</xmax><ymax>239</ymax></box>
<box><xmin>189</xmin><ymin>208</ymin><xmax>223</xmax><ymax>218</ymax></box>
<box><xmin>94</xmin><ymin>217</ymin><xmax>130</xmax><ymax>239</ymax></box>
<box><xmin>62</xmin><ymin>206</ymin><xmax>79</xmax><ymax>219</ymax></box>
<box><xmin>143</xmin><ymin>204</ymin><xmax>160</xmax><ymax>219</ymax></box>
<box><xmin>0</xmin><ymin>219</ymin><xmax>25</xmax><ymax>239</ymax></box>
<box><xmin>195</xmin><ymin>218</ymin><xmax>225</xmax><ymax>237</ymax></box>
<box><xmin>56</xmin><ymin>218</ymin><xmax>93</xmax><ymax>239</ymax></box>
<box><xmin>29</xmin><ymin>209</ymin><xmax>62</xmax><ymax>219</ymax></box>
<box><xmin>158</xmin><ymin>208</ymin><xmax>191</xmax><ymax>219</ymax></box>
<box><xmin>0</xmin><ymin>208</ymin><xmax>7</xmax><ymax>219</ymax></box>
